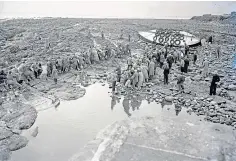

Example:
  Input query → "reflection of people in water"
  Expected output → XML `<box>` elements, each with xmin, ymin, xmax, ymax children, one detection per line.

<box><xmin>123</xmin><ymin>95</ymin><xmax>131</xmax><ymax>117</ymax></box>
<box><xmin>111</xmin><ymin>95</ymin><xmax>120</xmax><ymax>110</ymax></box>
<box><xmin>130</xmin><ymin>94</ymin><xmax>143</xmax><ymax>111</ymax></box>
<box><xmin>161</xmin><ymin>100</ymin><xmax>165</xmax><ymax>109</ymax></box>
<box><xmin>175</xmin><ymin>104</ymin><xmax>182</xmax><ymax>116</ymax></box>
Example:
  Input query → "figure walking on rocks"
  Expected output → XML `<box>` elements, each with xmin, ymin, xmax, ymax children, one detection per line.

<box><xmin>210</xmin><ymin>71</ymin><xmax>220</xmax><ymax>95</ymax></box>
<box><xmin>52</xmin><ymin>65</ymin><xmax>58</xmax><ymax>84</ymax></box>
<box><xmin>193</xmin><ymin>51</ymin><xmax>197</xmax><ymax>65</ymax></box>
<box><xmin>184</xmin><ymin>56</ymin><xmax>189</xmax><ymax>73</ymax></box>
<box><xmin>177</xmin><ymin>74</ymin><xmax>185</xmax><ymax>93</ymax></box>
<box><xmin>163</xmin><ymin>61</ymin><xmax>170</xmax><ymax>85</ymax></box>
<box><xmin>148</xmin><ymin>58</ymin><xmax>155</xmax><ymax>80</ymax></box>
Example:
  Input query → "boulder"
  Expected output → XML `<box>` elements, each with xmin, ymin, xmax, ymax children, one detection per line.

<box><xmin>192</xmin><ymin>75</ymin><xmax>202</xmax><ymax>81</ymax></box>
<box><xmin>0</xmin><ymin>127</ymin><xmax>13</xmax><ymax>141</ymax></box>
<box><xmin>165</xmin><ymin>96</ymin><xmax>174</xmax><ymax>102</ymax></box>
<box><xmin>0</xmin><ymin>144</ymin><xmax>11</xmax><ymax>161</ymax></box>
<box><xmin>228</xmin><ymin>84</ymin><xmax>236</xmax><ymax>91</ymax></box>
<box><xmin>7</xmin><ymin>135</ymin><xmax>28</xmax><ymax>151</ymax></box>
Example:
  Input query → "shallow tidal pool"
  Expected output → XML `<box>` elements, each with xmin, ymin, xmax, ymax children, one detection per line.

<box><xmin>10</xmin><ymin>83</ymin><xmax>196</xmax><ymax>161</ymax></box>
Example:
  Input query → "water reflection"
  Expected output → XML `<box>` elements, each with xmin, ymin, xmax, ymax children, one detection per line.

<box><xmin>110</xmin><ymin>95</ymin><xmax>120</xmax><ymax>110</ymax></box>
<box><xmin>175</xmin><ymin>104</ymin><xmax>182</xmax><ymax>116</ymax></box>
<box><xmin>11</xmin><ymin>83</ymin><xmax>194</xmax><ymax>161</ymax></box>
<box><xmin>123</xmin><ymin>95</ymin><xmax>131</xmax><ymax>117</ymax></box>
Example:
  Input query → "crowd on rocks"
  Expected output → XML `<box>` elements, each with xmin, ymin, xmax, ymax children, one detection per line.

<box><xmin>109</xmin><ymin>41</ymin><xmax>222</xmax><ymax>97</ymax></box>
<box><xmin>0</xmin><ymin>41</ymin><xmax>132</xmax><ymax>97</ymax></box>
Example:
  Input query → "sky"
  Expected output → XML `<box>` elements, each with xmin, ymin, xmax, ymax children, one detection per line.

<box><xmin>0</xmin><ymin>1</ymin><xmax>236</xmax><ymax>19</ymax></box>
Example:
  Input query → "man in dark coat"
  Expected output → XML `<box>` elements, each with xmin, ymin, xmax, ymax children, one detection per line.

<box><xmin>184</xmin><ymin>57</ymin><xmax>190</xmax><ymax>73</ymax></box>
<box><xmin>210</xmin><ymin>71</ymin><xmax>220</xmax><ymax>95</ymax></box>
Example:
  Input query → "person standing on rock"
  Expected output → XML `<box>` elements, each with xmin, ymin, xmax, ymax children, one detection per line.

<box><xmin>216</xmin><ymin>45</ymin><xmax>221</xmax><ymax>58</ymax></box>
<box><xmin>46</xmin><ymin>61</ymin><xmax>53</xmax><ymax>77</ymax></box>
<box><xmin>180</xmin><ymin>58</ymin><xmax>185</xmax><ymax>73</ymax></box>
<box><xmin>52</xmin><ymin>65</ymin><xmax>58</xmax><ymax>84</ymax></box>
<box><xmin>184</xmin><ymin>42</ymin><xmax>189</xmax><ymax>56</ymax></box>
<box><xmin>127</xmin><ymin>57</ymin><xmax>133</xmax><ymax>70</ymax></box>
<box><xmin>128</xmin><ymin>34</ymin><xmax>131</xmax><ymax>42</ymax></box>
<box><xmin>93</xmin><ymin>48</ymin><xmax>100</xmax><ymax>64</ymax></box>
<box><xmin>173</xmin><ymin>49</ymin><xmax>178</xmax><ymax>63</ymax></box>
<box><xmin>177</xmin><ymin>74</ymin><xmax>185</xmax><ymax>93</ymax></box>
<box><xmin>163</xmin><ymin>61</ymin><xmax>170</xmax><ymax>85</ymax></box>
<box><xmin>131</xmin><ymin>69</ymin><xmax>139</xmax><ymax>89</ymax></box>
<box><xmin>210</xmin><ymin>71</ymin><xmax>220</xmax><ymax>96</ymax></box>
<box><xmin>125</xmin><ymin>44</ymin><xmax>131</xmax><ymax>56</ymax></box>
<box><xmin>122</xmin><ymin>70</ymin><xmax>130</xmax><ymax>85</ymax></box>
<box><xmin>184</xmin><ymin>56</ymin><xmax>190</xmax><ymax>73</ymax></box>
<box><xmin>101</xmin><ymin>31</ymin><xmax>104</xmax><ymax>39</ymax></box>
<box><xmin>202</xmin><ymin>58</ymin><xmax>209</xmax><ymax>78</ymax></box>
<box><xmin>193</xmin><ymin>51</ymin><xmax>198</xmax><ymax>65</ymax></box>
<box><xmin>141</xmin><ymin>63</ymin><xmax>149</xmax><ymax>83</ymax></box>
<box><xmin>137</xmin><ymin>68</ymin><xmax>144</xmax><ymax>90</ymax></box>
<box><xmin>116</xmin><ymin>66</ymin><xmax>122</xmax><ymax>83</ymax></box>
<box><xmin>159</xmin><ymin>52</ymin><xmax>165</xmax><ymax>68</ymax></box>
<box><xmin>167</xmin><ymin>53</ymin><xmax>174</xmax><ymax>69</ymax></box>
<box><xmin>148</xmin><ymin>58</ymin><xmax>155</xmax><ymax>80</ymax></box>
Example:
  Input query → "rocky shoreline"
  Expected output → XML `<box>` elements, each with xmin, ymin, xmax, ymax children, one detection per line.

<box><xmin>0</xmin><ymin>18</ymin><xmax>236</xmax><ymax>160</ymax></box>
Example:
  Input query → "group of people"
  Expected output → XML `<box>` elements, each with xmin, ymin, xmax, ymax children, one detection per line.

<box><xmin>110</xmin><ymin>42</ymin><xmax>194</xmax><ymax>93</ymax></box>
<box><xmin>0</xmin><ymin>43</ymin><xmax>131</xmax><ymax>95</ymax></box>
<box><xmin>110</xmin><ymin>41</ymin><xmax>220</xmax><ymax>96</ymax></box>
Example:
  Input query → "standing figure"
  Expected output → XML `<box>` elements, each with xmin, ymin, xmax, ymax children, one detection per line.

<box><xmin>131</xmin><ymin>69</ymin><xmax>139</xmax><ymax>88</ymax></box>
<box><xmin>128</xmin><ymin>34</ymin><xmax>131</xmax><ymax>42</ymax></box>
<box><xmin>184</xmin><ymin>57</ymin><xmax>190</xmax><ymax>73</ymax></box>
<box><xmin>148</xmin><ymin>58</ymin><xmax>155</xmax><ymax>80</ymax></box>
<box><xmin>193</xmin><ymin>51</ymin><xmax>197</xmax><ymax>65</ymax></box>
<box><xmin>141</xmin><ymin>63</ymin><xmax>149</xmax><ymax>82</ymax></box>
<box><xmin>159</xmin><ymin>52</ymin><xmax>165</xmax><ymax>68</ymax></box>
<box><xmin>167</xmin><ymin>54</ymin><xmax>174</xmax><ymax>69</ymax></box>
<box><xmin>163</xmin><ymin>61</ymin><xmax>170</xmax><ymax>85</ymax></box>
<box><xmin>210</xmin><ymin>71</ymin><xmax>220</xmax><ymax>95</ymax></box>
<box><xmin>184</xmin><ymin>42</ymin><xmax>189</xmax><ymax>56</ymax></box>
<box><xmin>202</xmin><ymin>59</ymin><xmax>209</xmax><ymax>78</ymax></box>
<box><xmin>137</xmin><ymin>69</ymin><xmax>144</xmax><ymax>90</ymax></box>
<box><xmin>116</xmin><ymin>66</ymin><xmax>122</xmax><ymax>83</ymax></box>
<box><xmin>52</xmin><ymin>65</ymin><xmax>58</xmax><ymax>84</ymax></box>
<box><xmin>101</xmin><ymin>31</ymin><xmax>104</xmax><ymax>39</ymax></box>
<box><xmin>177</xmin><ymin>74</ymin><xmax>185</xmax><ymax>93</ymax></box>
<box><xmin>127</xmin><ymin>57</ymin><xmax>133</xmax><ymax>70</ymax></box>
<box><xmin>216</xmin><ymin>45</ymin><xmax>221</xmax><ymax>58</ymax></box>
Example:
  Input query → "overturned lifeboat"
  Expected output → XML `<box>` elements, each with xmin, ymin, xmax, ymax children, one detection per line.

<box><xmin>139</xmin><ymin>29</ymin><xmax>201</xmax><ymax>47</ymax></box>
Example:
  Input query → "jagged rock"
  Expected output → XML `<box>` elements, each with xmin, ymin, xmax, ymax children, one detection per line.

<box><xmin>228</xmin><ymin>84</ymin><xmax>236</xmax><ymax>91</ymax></box>
<box><xmin>31</xmin><ymin>127</ymin><xmax>38</xmax><ymax>137</ymax></box>
<box><xmin>165</xmin><ymin>96</ymin><xmax>174</xmax><ymax>102</ymax></box>
<box><xmin>0</xmin><ymin>144</ymin><xmax>11</xmax><ymax>161</ymax></box>
<box><xmin>7</xmin><ymin>135</ymin><xmax>28</xmax><ymax>151</ymax></box>
<box><xmin>191</xmin><ymin>100</ymin><xmax>197</xmax><ymax>105</ymax></box>
<box><xmin>192</xmin><ymin>75</ymin><xmax>202</xmax><ymax>81</ymax></box>
<box><xmin>207</xmin><ymin>98</ymin><xmax>213</xmax><ymax>102</ymax></box>
<box><xmin>5</xmin><ymin>103</ymin><xmax>37</xmax><ymax>130</ymax></box>
<box><xmin>210</xmin><ymin>101</ymin><xmax>217</xmax><ymax>106</ymax></box>
<box><xmin>0</xmin><ymin>127</ymin><xmax>13</xmax><ymax>141</ymax></box>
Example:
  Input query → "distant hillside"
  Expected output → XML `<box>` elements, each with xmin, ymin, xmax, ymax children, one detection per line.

<box><xmin>190</xmin><ymin>12</ymin><xmax>236</xmax><ymax>24</ymax></box>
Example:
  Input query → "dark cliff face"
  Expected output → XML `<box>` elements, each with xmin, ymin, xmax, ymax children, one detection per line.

<box><xmin>190</xmin><ymin>12</ymin><xmax>236</xmax><ymax>24</ymax></box>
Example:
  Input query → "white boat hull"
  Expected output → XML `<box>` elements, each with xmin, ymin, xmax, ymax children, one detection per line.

<box><xmin>139</xmin><ymin>29</ymin><xmax>200</xmax><ymax>47</ymax></box>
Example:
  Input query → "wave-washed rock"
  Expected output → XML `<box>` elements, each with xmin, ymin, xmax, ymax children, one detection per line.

<box><xmin>48</xmin><ymin>84</ymin><xmax>86</xmax><ymax>101</ymax></box>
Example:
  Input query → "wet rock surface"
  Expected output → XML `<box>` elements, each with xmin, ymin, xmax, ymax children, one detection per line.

<box><xmin>70</xmin><ymin>116</ymin><xmax>236</xmax><ymax>161</ymax></box>
<box><xmin>0</xmin><ymin>18</ymin><xmax>236</xmax><ymax>160</ymax></box>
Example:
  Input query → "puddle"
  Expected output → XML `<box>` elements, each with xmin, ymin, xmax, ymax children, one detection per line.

<box><xmin>10</xmin><ymin>83</ymin><xmax>200</xmax><ymax>161</ymax></box>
